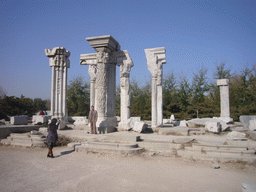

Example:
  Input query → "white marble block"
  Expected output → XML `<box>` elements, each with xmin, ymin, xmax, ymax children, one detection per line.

<box><xmin>205</xmin><ymin>121</ymin><xmax>221</xmax><ymax>133</ymax></box>
<box><xmin>10</xmin><ymin>115</ymin><xmax>28</xmax><ymax>125</ymax></box>
<box><xmin>32</xmin><ymin>115</ymin><xmax>51</xmax><ymax>125</ymax></box>
<box><xmin>133</xmin><ymin>121</ymin><xmax>148</xmax><ymax>133</ymax></box>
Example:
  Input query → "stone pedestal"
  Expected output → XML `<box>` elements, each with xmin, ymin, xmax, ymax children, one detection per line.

<box><xmin>145</xmin><ymin>47</ymin><xmax>166</xmax><ymax>129</ymax></box>
<box><xmin>217</xmin><ymin>79</ymin><xmax>232</xmax><ymax>122</ymax></box>
<box><xmin>45</xmin><ymin>47</ymin><xmax>70</xmax><ymax>129</ymax></box>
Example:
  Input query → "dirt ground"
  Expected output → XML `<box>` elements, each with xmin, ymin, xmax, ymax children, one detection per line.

<box><xmin>0</xmin><ymin>145</ymin><xmax>256</xmax><ymax>192</ymax></box>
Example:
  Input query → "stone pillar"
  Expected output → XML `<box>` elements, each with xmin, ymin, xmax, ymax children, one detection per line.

<box><xmin>145</xmin><ymin>47</ymin><xmax>166</xmax><ymax>129</ymax></box>
<box><xmin>84</xmin><ymin>35</ymin><xmax>121</xmax><ymax>133</ymax></box>
<box><xmin>45</xmin><ymin>47</ymin><xmax>70</xmax><ymax>129</ymax></box>
<box><xmin>116</xmin><ymin>50</ymin><xmax>134</xmax><ymax>122</ymax></box>
<box><xmin>80</xmin><ymin>53</ymin><xmax>97</xmax><ymax>107</ymax></box>
<box><xmin>217</xmin><ymin>79</ymin><xmax>232</xmax><ymax>122</ymax></box>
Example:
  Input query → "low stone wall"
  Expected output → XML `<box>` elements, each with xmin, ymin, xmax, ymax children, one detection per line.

<box><xmin>0</xmin><ymin>125</ymin><xmax>40</xmax><ymax>139</ymax></box>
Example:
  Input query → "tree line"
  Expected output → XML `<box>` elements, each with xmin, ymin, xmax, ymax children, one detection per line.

<box><xmin>1</xmin><ymin>63</ymin><xmax>255</xmax><ymax>122</ymax></box>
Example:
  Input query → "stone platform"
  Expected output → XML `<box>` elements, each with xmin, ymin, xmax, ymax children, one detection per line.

<box><xmin>0</xmin><ymin>125</ymin><xmax>40</xmax><ymax>139</ymax></box>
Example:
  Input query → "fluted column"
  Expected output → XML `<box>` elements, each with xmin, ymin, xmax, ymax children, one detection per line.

<box><xmin>145</xmin><ymin>47</ymin><xmax>166</xmax><ymax>129</ymax></box>
<box><xmin>45</xmin><ymin>47</ymin><xmax>70</xmax><ymax>129</ymax></box>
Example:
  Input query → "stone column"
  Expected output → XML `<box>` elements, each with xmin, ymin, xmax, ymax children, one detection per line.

<box><xmin>217</xmin><ymin>79</ymin><xmax>231</xmax><ymax>122</ymax></box>
<box><xmin>85</xmin><ymin>35</ymin><xmax>120</xmax><ymax>133</ymax></box>
<box><xmin>145</xmin><ymin>47</ymin><xmax>166</xmax><ymax>129</ymax></box>
<box><xmin>80</xmin><ymin>53</ymin><xmax>97</xmax><ymax>107</ymax></box>
<box><xmin>45</xmin><ymin>47</ymin><xmax>70</xmax><ymax>129</ymax></box>
<box><xmin>116</xmin><ymin>50</ymin><xmax>134</xmax><ymax>122</ymax></box>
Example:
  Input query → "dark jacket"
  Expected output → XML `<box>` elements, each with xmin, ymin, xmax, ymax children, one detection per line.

<box><xmin>47</xmin><ymin>123</ymin><xmax>59</xmax><ymax>143</ymax></box>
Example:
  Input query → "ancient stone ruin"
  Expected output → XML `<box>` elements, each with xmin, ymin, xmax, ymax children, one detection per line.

<box><xmin>45</xmin><ymin>47</ymin><xmax>71</xmax><ymax>129</ymax></box>
<box><xmin>145</xmin><ymin>47</ymin><xmax>166</xmax><ymax>130</ymax></box>
<box><xmin>80</xmin><ymin>35</ymin><xmax>133</xmax><ymax>132</ymax></box>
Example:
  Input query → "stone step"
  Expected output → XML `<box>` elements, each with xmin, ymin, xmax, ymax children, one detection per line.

<box><xmin>138</xmin><ymin>142</ymin><xmax>183</xmax><ymax>152</ymax></box>
<box><xmin>177</xmin><ymin>150</ymin><xmax>256</xmax><ymax>163</ymax></box>
<box><xmin>75</xmin><ymin>145</ymin><xmax>144</xmax><ymax>154</ymax></box>
<box><xmin>185</xmin><ymin>147</ymin><xmax>255</xmax><ymax>157</ymax></box>
<box><xmin>192</xmin><ymin>143</ymin><xmax>250</xmax><ymax>151</ymax></box>
<box><xmin>80</xmin><ymin>141</ymin><xmax>139</xmax><ymax>149</ymax></box>
<box><xmin>9</xmin><ymin>140</ymin><xmax>33</xmax><ymax>147</ymax></box>
<box><xmin>9</xmin><ymin>133</ymin><xmax>31</xmax><ymax>139</ymax></box>
<box><xmin>0</xmin><ymin>139</ymin><xmax>11</xmax><ymax>145</ymax></box>
<box><xmin>75</xmin><ymin>141</ymin><xmax>144</xmax><ymax>154</ymax></box>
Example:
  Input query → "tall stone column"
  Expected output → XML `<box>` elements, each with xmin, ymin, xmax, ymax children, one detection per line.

<box><xmin>116</xmin><ymin>50</ymin><xmax>134</xmax><ymax>122</ymax></box>
<box><xmin>85</xmin><ymin>35</ymin><xmax>120</xmax><ymax>133</ymax></box>
<box><xmin>80</xmin><ymin>53</ymin><xmax>97</xmax><ymax>107</ymax></box>
<box><xmin>45</xmin><ymin>47</ymin><xmax>70</xmax><ymax>129</ymax></box>
<box><xmin>217</xmin><ymin>79</ymin><xmax>232</xmax><ymax>122</ymax></box>
<box><xmin>145</xmin><ymin>47</ymin><xmax>166</xmax><ymax>129</ymax></box>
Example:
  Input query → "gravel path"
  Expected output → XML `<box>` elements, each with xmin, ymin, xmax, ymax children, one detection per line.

<box><xmin>1</xmin><ymin>145</ymin><xmax>256</xmax><ymax>192</ymax></box>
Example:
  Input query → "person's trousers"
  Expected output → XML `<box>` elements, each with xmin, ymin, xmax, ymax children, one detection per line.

<box><xmin>90</xmin><ymin>121</ymin><xmax>97</xmax><ymax>134</ymax></box>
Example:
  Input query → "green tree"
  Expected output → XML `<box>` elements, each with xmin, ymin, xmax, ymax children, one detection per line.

<box><xmin>191</xmin><ymin>67</ymin><xmax>209</xmax><ymax>105</ymax></box>
<box><xmin>67</xmin><ymin>76</ymin><xmax>90</xmax><ymax>116</ymax></box>
<box><xmin>163</xmin><ymin>72</ymin><xmax>179</xmax><ymax>118</ymax></box>
<box><xmin>176</xmin><ymin>74</ymin><xmax>191</xmax><ymax>119</ymax></box>
<box><xmin>33</xmin><ymin>98</ymin><xmax>47</xmax><ymax>111</ymax></box>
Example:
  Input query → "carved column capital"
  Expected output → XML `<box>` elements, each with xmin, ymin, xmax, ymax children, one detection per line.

<box><xmin>45</xmin><ymin>47</ymin><xmax>70</xmax><ymax>68</ymax></box>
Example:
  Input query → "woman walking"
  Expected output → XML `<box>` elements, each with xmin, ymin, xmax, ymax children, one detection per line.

<box><xmin>46</xmin><ymin>118</ymin><xmax>59</xmax><ymax>158</ymax></box>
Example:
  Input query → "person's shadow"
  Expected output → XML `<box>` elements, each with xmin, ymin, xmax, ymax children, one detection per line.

<box><xmin>54</xmin><ymin>149</ymin><xmax>75</xmax><ymax>158</ymax></box>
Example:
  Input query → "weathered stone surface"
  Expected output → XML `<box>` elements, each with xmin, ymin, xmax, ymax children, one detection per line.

<box><xmin>32</xmin><ymin>115</ymin><xmax>51</xmax><ymax>125</ymax></box>
<box><xmin>249</xmin><ymin>119</ymin><xmax>256</xmax><ymax>131</ymax></box>
<box><xmin>226</xmin><ymin>131</ymin><xmax>246</xmax><ymax>141</ymax></box>
<box><xmin>133</xmin><ymin>121</ymin><xmax>148</xmax><ymax>133</ymax></box>
<box><xmin>72</xmin><ymin>116</ymin><xmax>88</xmax><ymax>125</ymax></box>
<box><xmin>187</xmin><ymin>118</ymin><xmax>229</xmax><ymax>131</ymax></box>
<box><xmin>145</xmin><ymin>47</ymin><xmax>166</xmax><ymax>128</ymax></box>
<box><xmin>242</xmin><ymin>181</ymin><xmax>256</xmax><ymax>192</ymax></box>
<box><xmin>240</xmin><ymin>116</ymin><xmax>256</xmax><ymax>130</ymax></box>
<box><xmin>45</xmin><ymin>47</ymin><xmax>70</xmax><ymax>129</ymax></box>
<box><xmin>118</xmin><ymin>119</ymin><xmax>132</xmax><ymax>131</ymax></box>
<box><xmin>180</xmin><ymin>120</ymin><xmax>188</xmax><ymax>127</ymax></box>
<box><xmin>217</xmin><ymin>79</ymin><xmax>230</xmax><ymax>120</ymax></box>
<box><xmin>10</xmin><ymin>116</ymin><xmax>28</xmax><ymax>125</ymax></box>
<box><xmin>163</xmin><ymin>119</ymin><xmax>171</xmax><ymax>124</ymax></box>
<box><xmin>159</xmin><ymin>127</ymin><xmax>189</xmax><ymax>136</ymax></box>
<box><xmin>205</xmin><ymin>121</ymin><xmax>221</xmax><ymax>133</ymax></box>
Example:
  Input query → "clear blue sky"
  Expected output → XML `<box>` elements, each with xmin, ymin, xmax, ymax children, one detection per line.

<box><xmin>1</xmin><ymin>0</ymin><xmax>255</xmax><ymax>99</ymax></box>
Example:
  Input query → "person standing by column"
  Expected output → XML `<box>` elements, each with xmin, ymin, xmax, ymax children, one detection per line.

<box><xmin>88</xmin><ymin>105</ymin><xmax>98</xmax><ymax>134</ymax></box>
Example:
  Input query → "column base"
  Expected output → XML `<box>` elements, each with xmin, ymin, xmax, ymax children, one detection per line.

<box><xmin>96</xmin><ymin>117</ymin><xmax>117</xmax><ymax>133</ymax></box>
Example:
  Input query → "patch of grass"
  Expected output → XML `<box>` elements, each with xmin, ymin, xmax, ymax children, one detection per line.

<box><xmin>56</xmin><ymin>135</ymin><xmax>73</xmax><ymax>146</ymax></box>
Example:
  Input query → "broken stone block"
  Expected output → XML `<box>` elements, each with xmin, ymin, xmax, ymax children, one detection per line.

<box><xmin>180</xmin><ymin>120</ymin><xmax>188</xmax><ymax>127</ymax></box>
<box><xmin>249</xmin><ymin>119</ymin><xmax>256</xmax><ymax>131</ymax></box>
<box><xmin>240</xmin><ymin>116</ymin><xmax>256</xmax><ymax>130</ymax></box>
<box><xmin>32</xmin><ymin>115</ymin><xmax>51</xmax><ymax>125</ymax></box>
<box><xmin>133</xmin><ymin>121</ymin><xmax>148</xmax><ymax>133</ymax></box>
<box><xmin>226</xmin><ymin>131</ymin><xmax>246</xmax><ymax>141</ymax></box>
<box><xmin>163</xmin><ymin>119</ymin><xmax>171</xmax><ymax>124</ymax></box>
<box><xmin>118</xmin><ymin>119</ymin><xmax>133</xmax><ymax>131</ymax></box>
<box><xmin>170</xmin><ymin>114</ymin><xmax>175</xmax><ymax>121</ymax></box>
<box><xmin>205</xmin><ymin>121</ymin><xmax>221</xmax><ymax>133</ymax></box>
<box><xmin>72</xmin><ymin>116</ymin><xmax>88</xmax><ymax>129</ymax></box>
<box><xmin>10</xmin><ymin>115</ymin><xmax>28</xmax><ymax>125</ymax></box>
